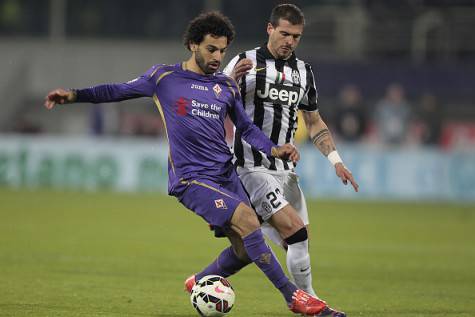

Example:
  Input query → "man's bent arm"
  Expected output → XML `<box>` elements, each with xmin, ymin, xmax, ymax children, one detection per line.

<box><xmin>302</xmin><ymin>110</ymin><xmax>359</xmax><ymax>191</ymax></box>
<box><xmin>301</xmin><ymin>111</ymin><xmax>336</xmax><ymax>157</ymax></box>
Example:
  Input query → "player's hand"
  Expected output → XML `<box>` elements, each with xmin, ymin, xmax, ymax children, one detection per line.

<box><xmin>44</xmin><ymin>88</ymin><xmax>76</xmax><ymax>109</ymax></box>
<box><xmin>271</xmin><ymin>144</ymin><xmax>300</xmax><ymax>164</ymax></box>
<box><xmin>230</xmin><ymin>58</ymin><xmax>253</xmax><ymax>82</ymax></box>
<box><xmin>335</xmin><ymin>162</ymin><xmax>359</xmax><ymax>192</ymax></box>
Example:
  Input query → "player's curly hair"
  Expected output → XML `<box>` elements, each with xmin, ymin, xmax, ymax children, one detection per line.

<box><xmin>183</xmin><ymin>11</ymin><xmax>235</xmax><ymax>50</ymax></box>
<box><xmin>270</xmin><ymin>3</ymin><xmax>305</xmax><ymax>27</ymax></box>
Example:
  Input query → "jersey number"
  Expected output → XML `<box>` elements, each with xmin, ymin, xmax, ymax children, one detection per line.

<box><xmin>266</xmin><ymin>188</ymin><xmax>282</xmax><ymax>209</ymax></box>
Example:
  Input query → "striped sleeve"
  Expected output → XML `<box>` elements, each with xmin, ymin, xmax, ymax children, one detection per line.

<box><xmin>223</xmin><ymin>54</ymin><xmax>241</xmax><ymax>77</ymax></box>
<box><xmin>298</xmin><ymin>63</ymin><xmax>318</xmax><ymax>112</ymax></box>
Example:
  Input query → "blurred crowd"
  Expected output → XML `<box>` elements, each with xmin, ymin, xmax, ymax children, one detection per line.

<box><xmin>14</xmin><ymin>82</ymin><xmax>460</xmax><ymax>149</ymax></box>
<box><xmin>89</xmin><ymin>82</ymin><xmax>449</xmax><ymax>148</ymax></box>
<box><xmin>311</xmin><ymin>82</ymin><xmax>444</xmax><ymax>147</ymax></box>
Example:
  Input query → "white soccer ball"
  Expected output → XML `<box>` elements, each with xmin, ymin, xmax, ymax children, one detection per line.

<box><xmin>190</xmin><ymin>275</ymin><xmax>235</xmax><ymax>317</ymax></box>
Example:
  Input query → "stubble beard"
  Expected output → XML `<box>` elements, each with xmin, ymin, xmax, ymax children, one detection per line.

<box><xmin>195</xmin><ymin>51</ymin><xmax>215</xmax><ymax>75</ymax></box>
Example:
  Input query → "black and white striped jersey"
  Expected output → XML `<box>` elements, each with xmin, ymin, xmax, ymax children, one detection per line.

<box><xmin>223</xmin><ymin>45</ymin><xmax>318</xmax><ymax>171</ymax></box>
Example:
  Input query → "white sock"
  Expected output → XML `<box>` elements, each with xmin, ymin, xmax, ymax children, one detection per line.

<box><xmin>286</xmin><ymin>240</ymin><xmax>317</xmax><ymax>297</ymax></box>
<box><xmin>261</xmin><ymin>225</ymin><xmax>317</xmax><ymax>297</ymax></box>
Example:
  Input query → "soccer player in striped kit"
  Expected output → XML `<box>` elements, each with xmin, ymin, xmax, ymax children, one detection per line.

<box><xmin>45</xmin><ymin>11</ymin><xmax>330</xmax><ymax>316</ymax></box>
<box><xmin>186</xmin><ymin>4</ymin><xmax>358</xmax><ymax>316</ymax></box>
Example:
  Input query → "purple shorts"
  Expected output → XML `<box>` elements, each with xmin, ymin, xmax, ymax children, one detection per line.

<box><xmin>174</xmin><ymin>170</ymin><xmax>250</xmax><ymax>229</ymax></box>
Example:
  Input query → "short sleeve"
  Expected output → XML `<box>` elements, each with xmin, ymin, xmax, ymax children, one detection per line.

<box><xmin>223</xmin><ymin>54</ymin><xmax>241</xmax><ymax>77</ymax></box>
<box><xmin>298</xmin><ymin>63</ymin><xmax>319</xmax><ymax>112</ymax></box>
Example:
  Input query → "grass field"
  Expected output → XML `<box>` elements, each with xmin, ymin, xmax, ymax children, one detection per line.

<box><xmin>1</xmin><ymin>188</ymin><xmax>474</xmax><ymax>317</ymax></box>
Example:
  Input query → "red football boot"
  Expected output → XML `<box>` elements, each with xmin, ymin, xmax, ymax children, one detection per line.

<box><xmin>289</xmin><ymin>289</ymin><xmax>327</xmax><ymax>316</ymax></box>
<box><xmin>184</xmin><ymin>275</ymin><xmax>196</xmax><ymax>294</ymax></box>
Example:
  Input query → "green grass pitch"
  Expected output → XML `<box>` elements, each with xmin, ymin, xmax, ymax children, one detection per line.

<box><xmin>1</xmin><ymin>188</ymin><xmax>474</xmax><ymax>317</ymax></box>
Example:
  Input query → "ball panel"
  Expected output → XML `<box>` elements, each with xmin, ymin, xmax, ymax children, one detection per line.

<box><xmin>190</xmin><ymin>275</ymin><xmax>235</xmax><ymax>317</ymax></box>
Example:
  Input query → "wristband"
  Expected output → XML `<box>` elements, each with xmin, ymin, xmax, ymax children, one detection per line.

<box><xmin>327</xmin><ymin>150</ymin><xmax>343</xmax><ymax>166</ymax></box>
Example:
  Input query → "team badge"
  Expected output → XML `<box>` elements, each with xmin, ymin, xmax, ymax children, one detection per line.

<box><xmin>291</xmin><ymin>69</ymin><xmax>300</xmax><ymax>85</ymax></box>
<box><xmin>259</xmin><ymin>252</ymin><xmax>272</xmax><ymax>265</ymax></box>
<box><xmin>261</xmin><ymin>201</ymin><xmax>272</xmax><ymax>215</ymax></box>
<box><xmin>213</xmin><ymin>84</ymin><xmax>222</xmax><ymax>97</ymax></box>
<box><xmin>214</xmin><ymin>199</ymin><xmax>227</xmax><ymax>209</ymax></box>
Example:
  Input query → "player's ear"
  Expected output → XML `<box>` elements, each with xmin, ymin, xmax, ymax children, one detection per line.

<box><xmin>267</xmin><ymin>22</ymin><xmax>274</xmax><ymax>36</ymax></box>
<box><xmin>190</xmin><ymin>43</ymin><xmax>198</xmax><ymax>52</ymax></box>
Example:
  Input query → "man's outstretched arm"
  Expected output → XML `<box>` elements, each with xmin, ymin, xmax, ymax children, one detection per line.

<box><xmin>302</xmin><ymin>110</ymin><xmax>359</xmax><ymax>192</ymax></box>
<box><xmin>44</xmin><ymin>65</ymin><xmax>160</xmax><ymax>109</ymax></box>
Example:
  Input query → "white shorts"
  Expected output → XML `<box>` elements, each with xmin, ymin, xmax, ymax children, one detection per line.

<box><xmin>237</xmin><ymin>167</ymin><xmax>309</xmax><ymax>225</ymax></box>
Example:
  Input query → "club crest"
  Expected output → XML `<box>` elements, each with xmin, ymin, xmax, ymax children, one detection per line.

<box><xmin>214</xmin><ymin>199</ymin><xmax>227</xmax><ymax>209</ymax></box>
<box><xmin>291</xmin><ymin>69</ymin><xmax>300</xmax><ymax>85</ymax></box>
<box><xmin>213</xmin><ymin>84</ymin><xmax>222</xmax><ymax>97</ymax></box>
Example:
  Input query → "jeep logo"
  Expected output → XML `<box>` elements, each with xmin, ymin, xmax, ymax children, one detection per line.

<box><xmin>256</xmin><ymin>83</ymin><xmax>302</xmax><ymax>106</ymax></box>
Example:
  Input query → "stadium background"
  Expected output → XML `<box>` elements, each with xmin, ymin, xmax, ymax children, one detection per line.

<box><xmin>1</xmin><ymin>1</ymin><xmax>474</xmax><ymax>316</ymax></box>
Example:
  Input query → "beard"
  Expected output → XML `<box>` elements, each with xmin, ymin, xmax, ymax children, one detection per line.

<box><xmin>195</xmin><ymin>50</ymin><xmax>219</xmax><ymax>74</ymax></box>
<box><xmin>269</xmin><ymin>38</ymin><xmax>293</xmax><ymax>59</ymax></box>
<box><xmin>276</xmin><ymin>45</ymin><xmax>293</xmax><ymax>59</ymax></box>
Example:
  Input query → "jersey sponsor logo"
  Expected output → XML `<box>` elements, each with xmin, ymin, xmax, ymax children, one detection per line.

<box><xmin>256</xmin><ymin>83</ymin><xmax>302</xmax><ymax>106</ymax></box>
<box><xmin>214</xmin><ymin>199</ymin><xmax>227</xmax><ymax>209</ymax></box>
<box><xmin>175</xmin><ymin>97</ymin><xmax>190</xmax><ymax>116</ymax></box>
<box><xmin>213</xmin><ymin>84</ymin><xmax>222</xmax><ymax>97</ymax></box>
<box><xmin>191</xmin><ymin>83</ymin><xmax>209</xmax><ymax>91</ymax></box>
<box><xmin>191</xmin><ymin>99</ymin><xmax>222</xmax><ymax>120</ymax></box>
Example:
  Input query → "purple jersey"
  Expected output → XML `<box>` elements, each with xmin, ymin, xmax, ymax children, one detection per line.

<box><xmin>75</xmin><ymin>63</ymin><xmax>276</xmax><ymax>194</ymax></box>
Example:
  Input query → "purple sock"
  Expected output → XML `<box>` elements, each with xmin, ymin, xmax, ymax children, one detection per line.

<box><xmin>243</xmin><ymin>229</ymin><xmax>297</xmax><ymax>304</ymax></box>
<box><xmin>196</xmin><ymin>246</ymin><xmax>250</xmax><ymax>281</ymax></box>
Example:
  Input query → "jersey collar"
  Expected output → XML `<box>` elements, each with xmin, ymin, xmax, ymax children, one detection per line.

<box><xmin>258</xmin><ymin>43</ymin><xmax>297</xmax><ymax>63</ymax></box>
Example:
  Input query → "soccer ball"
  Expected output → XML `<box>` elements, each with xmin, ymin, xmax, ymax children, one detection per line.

<box><xmin>190</xmin><ymin>275</ymin><xmax>235</xmax><ymax>317</ymax></box>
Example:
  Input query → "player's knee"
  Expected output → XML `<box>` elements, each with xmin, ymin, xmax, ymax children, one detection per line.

<box><xmin>278</xmin><ymin>220</ymin><xmax>297</xmax><ymax>235</ymax></box>
<box><xmin>270</xmin><ymin>206</ymin><xmax>304</xmax><ymax>237</ymax></box>
<box><xmin>284</xmin><ymin>227</ymin><xmax>308</xmax><ymax>245</ymax></box>
<box><xmin>241</xmin><ymin>206</ymin><xmax>260</xmax><ymax>231</ymax></box>
<box><xmin>232</xmin><ymin>204</ymin><xmax>260</xmax><ymax>236</ymax></box>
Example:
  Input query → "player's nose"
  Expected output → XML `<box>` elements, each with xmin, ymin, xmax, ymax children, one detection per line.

<box><xmin>285</xmin><ymin>37</ymin><xmax>294</xmax><ymax>46</ymax></box>
<box><xmin>212</xmin><ymin>51</ymin><xmax>224</xmax><ymax>61</ymax></box>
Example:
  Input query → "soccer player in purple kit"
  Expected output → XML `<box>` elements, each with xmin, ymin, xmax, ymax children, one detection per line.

<box><xmin>44</xmin><ymin>11</ymin><xmax>329</xmax><ymax>316</ymax></box>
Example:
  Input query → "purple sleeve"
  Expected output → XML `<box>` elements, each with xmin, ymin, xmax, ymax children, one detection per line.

<box><xmin>227</xmin><ymin>82</ymin><xmax>275</xmax><ymax>157</ymax></box>
<box><xmin>75</xmin><ymin>65</ymin><xmax>159</xmax><ymax>103</ymax></box>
